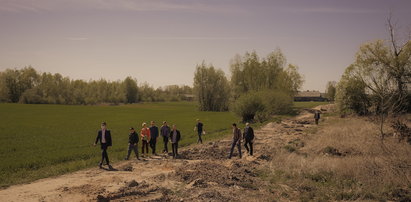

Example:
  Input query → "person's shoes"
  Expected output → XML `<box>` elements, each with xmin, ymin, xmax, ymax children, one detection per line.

<box><xmin>99</xmin><ymin>163</ymin><xmax>103</xmax><ymax>169</ymax></box>
<box><xmin>124</xmin><ymin>157</ymin><xmax>129</xmax><ymax>160</ymax></box>
<box><xmin>136</xmin><ymin>157</ymin><xmax>140</xmax><ymax>160</ymax></box>
<box><xmin>108</xmin><ymin>165</ymin><xmax>113</xmax><ymax>170</ymax></box>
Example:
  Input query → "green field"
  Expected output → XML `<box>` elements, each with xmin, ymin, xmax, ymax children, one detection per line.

<box><xmin>0</xmin><ymin>101</ymin><xmax>327</xmax><ymax>188</ymax></box>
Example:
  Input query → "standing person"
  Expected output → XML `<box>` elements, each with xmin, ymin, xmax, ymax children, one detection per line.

<box><xmin>243</xmin><ymin>123</ymin><xmax>255</xmax><ymax>156</ymax></box>
<box><xmin>160</xmin><ymin>121</ymin><xmax>171</xmax><ymax>154</ymax></box>
<box><xmin>94</xmin><ymin>122</ymin><xmax>113</xmax><ymax>169</ymax></box>
<box><xmin>314</xmin><ymin>110</ymin><xmax>321</xmax><ymax>125</ymax></box>
<box><xmin>194</xmin><ymin>119</ymin><xmax>204</xmax><ymax>144</ymax></box>
<box><xmin>125</xmin><ymin>127</ymin><xmax>140</xmax><ymax>160</ymax></box>
<box><xmin>228</xmin><ymin>123</ymin><xmax>242</xmax><ymax>159</ymax></box>
<box><xmin>149</xmin><ymin>121</ymin><xmax>159</xmax><ymax>155</ymax></box>
<box><xmin>140</xmin><ymin>123</ymin><xmax>150</xmax><ymax>157</ymax></box>
<box><xmin>169</xmin><ymin>125</ymin><xmax>181</xmax><ymax>159</ymax></box>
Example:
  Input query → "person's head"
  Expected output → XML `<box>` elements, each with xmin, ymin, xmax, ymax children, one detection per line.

<box><xmin>151</xmin><ymin>121</ymin><xmax>155</xmax><ymax>126</ymax></box>
<box><xmin>246</xmin><ymin>122</ymin><xmax>250</xmax><ymax>127</ymax></box>
<box><xmin>232</xmin><ymin>123</ymin><xmax>237</xmax><ymax>129</ymax></box>
<box><xmin>129</xmin><ymin>127</ymin><xmax>135</xmax><ymax>133</ymax></box>
<box><xmin>101</xmin><ymin>122</ymin><xmax>107</xmax><ymax>130</ymax></box>
<box><xmin>142</xmin><ymin>122</ymin><xmax>147</xmax><ymax>128</ymax></box>
<box><xmin>172</xmin><ymin>124</ymin><xmax>176</xmax><ymax>130</ymax></box>
<box><xmin>163</xmin><ymin>121</ymin><xmax>167</xmax><ymax>126</ymax></box>
<box><xmin>197</xmin><ymin>119</ymin><xmax>200</xmax><ymax>123</ymax></box>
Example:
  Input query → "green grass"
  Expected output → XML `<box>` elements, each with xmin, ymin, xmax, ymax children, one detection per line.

<box><xmin>0</xmin><ymin>102</ymin><xmax>241</xmax><ymax>188</ymax></box>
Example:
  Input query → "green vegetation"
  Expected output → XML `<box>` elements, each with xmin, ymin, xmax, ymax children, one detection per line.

<box><xmin>0</xmin><ymin>102</ymin><xmax>239</xmax><ymax>187</ymax></box>
<box><xmin>0</xmin><ymin>67</ymin><xmax>193</xmax><ymax>104</ymax></box>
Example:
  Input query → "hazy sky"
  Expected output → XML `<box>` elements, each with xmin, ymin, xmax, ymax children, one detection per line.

<box><xmin>1</xmin><ymin>0</ymin><xmax>410</xmax><ymax>91</ymax></box>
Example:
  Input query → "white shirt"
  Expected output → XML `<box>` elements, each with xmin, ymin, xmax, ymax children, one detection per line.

<box><xmin>102</xmin><ymin>130</ymin><xmax>106</xmax><ymax>143</ymax></box>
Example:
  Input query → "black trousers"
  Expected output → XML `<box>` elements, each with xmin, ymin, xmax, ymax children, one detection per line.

<box><xmin>126</xmin><ymin>144</ymin><xmax>139</xmax><ymax>159</ymax></box>
<box><xmin>229</xmin><ymin>141</ymin><xmax>242</xmax><ymax>159</ymax></box>
<box><xmin>172</xmin><ymin>143</ymin><xmax>178</xmax><ymax>158</ymax></box>
<box><xmin>163</xmin><ymin>137</ymin><xmax>169</xmax><ymax>153</ymax></box>
<box><xmin>197</xmin><ymin>132</ymin><xmax>203</xmax><ymax>144</ymax></box>
<box><xmin>142</xmin><ymin>140</ymin><xmax>149</xmax><ymax>154</ymax></box>
<box><xmin>149</xmin><ymin>139</ymin><xmax>157</xmax><ymax>154</ymax></box>
<box><xmin>100</xmin><ymin>143</ymin><xmax>110</xmax><ymax>165</ymax></box>
<box><xmin>244</xmin><ymin>140</ymin><xmax>253</xmax><ymax>155</ymax></box>
<box><xmin>315</xmin><ymin>118</ymin><xmax>319</xmax><ymax>125</ymax></box>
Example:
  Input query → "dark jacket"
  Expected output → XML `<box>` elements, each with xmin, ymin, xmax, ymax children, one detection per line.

<box><xmin>314</xmin><ymin>111</ymin><xmax>321</xmax><ymax>119</ymax></box>
<box><xmin>149</xmin><ymin>126</ymin><xmax>159</xmax><ymax>140</ymax></box>
<box><xmin>95</xmin><ymin>130</ymin><xmax>112</xmax><ymax>147</ymax></box>
<box><xmin>243</xmin><ymin>126</ymin><xmax>254</xmax><ymax>141</ymax></box>
<box><xmin>169</xmin><ymin>130</ymin><xmax>181</xmax><ymax>143</ymax></box>
<box><xmin>161</xmin><ymin>125</ymin><xmax>170</xmax><ymax>138</ymax></box>
<box><xmin>196</xmin><ymin>122</ymin><xmax>203</xmax><ymax>133</ymax></box>
<box><xmin>128</xmin><ymin>132</ymin><xmax>139</xmax><ymax>144</ymax></box>
<box><xmin>233</xmin><ymin>128</ymin><xmax>242</xmax><ymax>144</ymax></box>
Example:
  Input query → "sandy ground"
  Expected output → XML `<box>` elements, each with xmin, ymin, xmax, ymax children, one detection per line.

<box><xmin>0</xmin><ymin>105</ymin><xmax>333</xmax><ymax>202</ymax></box>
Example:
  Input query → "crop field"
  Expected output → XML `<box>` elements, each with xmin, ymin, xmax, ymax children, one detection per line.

<box><xmin>0</xmin><ymin>102</ymin><xmax>242</xmax><ymax>187</ymax></box>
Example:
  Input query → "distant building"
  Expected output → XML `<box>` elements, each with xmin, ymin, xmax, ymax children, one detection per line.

<box><xmin>294</xmin><ymin>90</ymin><xmax>328</xmax><ymax>102</ymax></box>
<box><xmin>182</xmin><ymin>94</ymin><xmax>195</xmax><ymax>101</ymax></box>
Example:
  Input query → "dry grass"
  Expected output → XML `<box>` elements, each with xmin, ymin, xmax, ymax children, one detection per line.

<box><xmin>261</xmin><ymin>116</ymin><xmax>411</xmax><ymax>201</ymax></box>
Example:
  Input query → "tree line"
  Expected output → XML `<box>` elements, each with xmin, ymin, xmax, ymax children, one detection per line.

<box><xmin>193</xmin><ymin>49</ymin><xmax>304</xmax><ymax>122</ymax></box>
<box><xmin>0</xmin><ymin>67</ymin><xmax>193</xmax><ymax>105</ymax></box>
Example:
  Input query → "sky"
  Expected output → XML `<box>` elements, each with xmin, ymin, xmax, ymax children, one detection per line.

<box><xmin>1</xmin><ymin>0</ymin><xmax>411</xmax><ymax>91</ymax></box>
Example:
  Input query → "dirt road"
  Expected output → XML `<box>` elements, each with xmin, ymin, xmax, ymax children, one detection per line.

<box><xmin>0</xmin><ymin>105</ymin><xmax>331</xmax><ymax>202</ymax></box>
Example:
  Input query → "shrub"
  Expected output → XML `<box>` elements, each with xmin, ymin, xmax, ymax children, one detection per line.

<box><xmin>232</xmin><ymin>91</ymin><xmax>265</xmax><ymax>122</ymax></box>
<box><xmin>232</xmin><ymin>90</ymin><xmax>293</xmax><ymax>122</ymax></box>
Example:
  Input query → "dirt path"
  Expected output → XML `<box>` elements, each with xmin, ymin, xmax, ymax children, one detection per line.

<box><xmin>0</xmin><ymin>105</ymin><xmax>333</xmax><ymax>202</ymax></box>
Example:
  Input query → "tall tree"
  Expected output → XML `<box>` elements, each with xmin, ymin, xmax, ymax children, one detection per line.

<box><xmin>325</xmin><ymin>81</ymin><xmax>337</xmax><ymax>101</ymax></box>
<box><xmin>194</xmin><ymin>62</ymin><xmax>230</xmax><ymax>111</ymax></box>
<box><xmin>123</xmin><ymin>77</ymin><xmax>138</xmax><ymax>103</ymax></box>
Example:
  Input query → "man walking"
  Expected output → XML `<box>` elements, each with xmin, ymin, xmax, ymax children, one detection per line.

<box><xmin>314</xmin><ymin>110</ymin><xmax>321</xmax><ymax>125</ymax></box>
<box><xmin>94</xmin><ymin>122</ymin><xmax>113</xmax><ymax>169</ymax></box>
<box><xmin>125</xmin><ymin>127</ymin><xmax>139</xmax><ymax>160</ymax></box>
<box><xmin>149</xmin><ymin>121</ymin><xmax>159</xmax><ymax>155</ymax></box>
<box><xmin>140</xmin><ymin>123</ymin><xmax>150</xmax><ymax>157</ymax></box>
<box><xmin>170</xmin><ymin>125</ymin><xmax>181</xmax><ymax>159</ymax></box>
<box><xmin>243</xmin><ymin>123</ymin><xmax>255</xmax><ymax>156</ymax></box>
<box><xmin>160</xmin><ymin>121</ymin><xmax>170</xmax><ymax>153</ymax></box>
<box><xmin>228</xmin><ymin>123</ymin><xmax>242</xmax><ymax>159</ymax></box>
<box><xmin>194</xmin><ymin>119</ymin><xmax>204</xmax><ymax>144</ymax></box>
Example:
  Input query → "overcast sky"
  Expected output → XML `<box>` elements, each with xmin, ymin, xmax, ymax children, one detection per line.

<box><xmin>1</xmin><ymin>0</ymin><xmax>410</xmax><ymax>91</ymax></box>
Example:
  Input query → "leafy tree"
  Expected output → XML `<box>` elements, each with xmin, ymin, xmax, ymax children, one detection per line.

<box><xmin>193</xmin><ymin>62</ymin><xmax>230</xmax><ymax>111</ymax></box>
<box><xmin>230</xmin><ymin>50</ymin><xmax>303</xmax><ymax>98</ymax></box>
<box><xmin>123</xmin><ymin>77</ymin><xmax>138</xmax><ymax>103</ymax></box>
<box><xmin>325</xmin><ymin>81</ymin><xmax>337</xmax><ymax>101</ymax></box>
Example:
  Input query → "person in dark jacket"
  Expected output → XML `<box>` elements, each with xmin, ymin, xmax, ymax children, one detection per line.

<box><xmin>228</xmin><ymin>123</ymin><xmax>242</xmax><ymax>159</ymax></box>
<box><xmin>125</xmin><ymin>127</ymin><xmax>140</xmax><ymax>160</ymax></box>
<box><xmin>149</xmin><ymin>121</ymin><xmax>159</xmax><ymax>155</ymax></box>
<box><xmin>160</xmin><ymin>121</ymin><xmax>171</xmax><ymax>153</ymax></box>
<box><xmin>314</xmin><ymin>110</ymin><xmax>321</xmax><ymax>125</ymax></box>
<box><xmin>94</xmin><ymin>122</ymin><xmax>113</xmax><ymax>169</ymax></box>
<box><xmin>243</xmin><ymin>122</ymin><xmax>254</xmax><ymax>156</ymax></box>
<box><xmin>169</xmin><ymin>125</ymin><xmax>181</xmax><ymax>159</ymax></box>
<box><xmin>194</xmin><ymin>119</ymin><xmax>205</xmax><ymax>144</ymax></box>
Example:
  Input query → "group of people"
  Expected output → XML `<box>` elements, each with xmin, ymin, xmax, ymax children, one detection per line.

<box><xmin>94</xmin><ymin>119</ymin><xmax>255</xmax><ymax>169</ymax></box>
<box><xmin>94</xmin><ymin>120</ymin><xmax>206</xmax><ymax>169</ymax></box>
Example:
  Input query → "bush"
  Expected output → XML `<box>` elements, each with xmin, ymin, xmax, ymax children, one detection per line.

<box><xmin>19</xmin><ymin>88</ymin><xmax>43</xmax><ymax>104</ymax></box>
<box><xmin>232</xmin><ymin>92</ymin><xmax>265</xmax><ymax>122</ymax></box>
<box><xmin>232</xmin><ymin>90</ymin><xmax>293</xmax><ymax>122</ymax></box>
<box><xmin>258</xmin><ymin>90</ymin><xmax>293</xmax><ymax>115</ymax></box>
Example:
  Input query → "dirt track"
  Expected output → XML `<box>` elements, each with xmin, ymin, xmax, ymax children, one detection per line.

<box><xmin>0</xmin><ymin>105</ymin><xmax>332</xmax><ymax>202</ymax></box>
